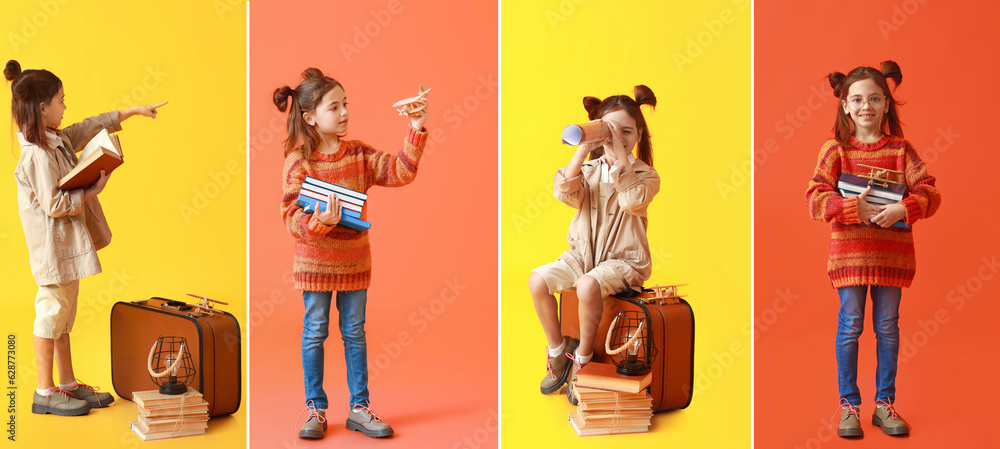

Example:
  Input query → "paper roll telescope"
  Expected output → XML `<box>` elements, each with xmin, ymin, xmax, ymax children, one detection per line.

<box><xmin>562</xmin><ymin>121</ymin><xmax>610</xmax><ymax>146</ymax></box>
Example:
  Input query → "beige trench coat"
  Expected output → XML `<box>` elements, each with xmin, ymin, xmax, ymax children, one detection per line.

<box><xmin>555</xmin><ymin>157</ymin><xmax>660</xmax><ymax>292</ymax></box>
<box><xmin>14</xmin><ymin>112</ymin><xmax>119</xmax><ymax>285</ymax></box>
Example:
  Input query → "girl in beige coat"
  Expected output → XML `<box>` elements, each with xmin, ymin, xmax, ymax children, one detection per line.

<box><xmin>6</xmin><ymin>60</ymin><xmax>166</xmax><ymax>416</ymax></box>
<box><xmin>529</xmin><ymin>85</ymin><xmax>660</xmax><ymax>404</ymax></box>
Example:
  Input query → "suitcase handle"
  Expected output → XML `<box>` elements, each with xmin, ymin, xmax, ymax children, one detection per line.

<box><xmin>160</xmin><ymin>300</ymin><xmax>193</xmax><ymax>311</ymax></box>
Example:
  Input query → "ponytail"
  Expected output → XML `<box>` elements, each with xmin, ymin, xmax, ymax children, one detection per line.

<box><xmin>273</xmin><ymin>67</ymin><xmax>343</xmax><ymax>159</ymax></box>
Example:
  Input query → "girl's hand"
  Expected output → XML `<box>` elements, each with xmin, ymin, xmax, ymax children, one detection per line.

<box><xmin>120</xmin><ymin>101</ymin><xmax>168</xmax><ymax>121</ymax></box>
<box><xmin>83</xmin><ymin>170</ymin><xmax>110</xmax><ymax>202</ymax></box>
<box><xmin>409</xmin><ymin>98</ymin><xmax>428</xmax><ymax>130</ymax></box>
<box><xmin>872</xmin><ymin>203</ymin><xmax>906</xmax><ymax>228</ymax></box>
<box><xmin>316</xmin><ymin>193</ymin><xmax>342</xmax><ymax>226</ymax></box>
<box><xmin>856</xmin><ymin>186</ymin><xmax>883</xmax><ymax>224</ymax></box>
<box><xmin>604</xmin><ymin>120</ymin><xmax>629</xmax><ymax>167</ymax></box>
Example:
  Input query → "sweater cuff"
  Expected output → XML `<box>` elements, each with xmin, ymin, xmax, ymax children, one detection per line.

<box><xmin>901</xmin><ymin>196</ymin><xmax>922</xmax><ymax>225</ymax></box>
<box><xmin>406</xmin><ymin>126</ymin><xmax>428</xmax><ymax>148</ymax></box>
<box><xmin>307</xmin><ymin>213</ymin><xmax>335</xmax><ymax>236</ymax></box>
<box><xmin>842</xmin><ymin>195</ymin><xmax>861</xmax><ymax>224</ymax></box>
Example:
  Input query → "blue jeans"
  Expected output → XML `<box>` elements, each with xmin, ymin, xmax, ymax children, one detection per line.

<box><xmin>302</xmin><ymin>289</ymin><xmax>370</xmax><ymax>410</ymax></box>
<box><xmin>835</xmin><ymin>285</ymin><xmax>901</xmax><ymax>406</ymax></box>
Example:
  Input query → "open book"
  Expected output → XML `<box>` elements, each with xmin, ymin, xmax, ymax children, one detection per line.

<box><xmin>59</xmin><ymin>128</ymin><xmax>122</xmax><ymax>190</ymax></box>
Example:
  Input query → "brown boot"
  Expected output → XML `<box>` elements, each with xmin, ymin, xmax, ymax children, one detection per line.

<box><xmin>836</xmin><ymin>399</ymin><xmax>863</xmax><ymax>438</ymax></box>
<box><xmin>539</xmin><ymin>337</ymin><xmax>578</xmax><ymax>395</ymax></box>
<box><xmin>872</xmin><ymin>399</ymin><xmax>909</xmax><ymax>436</ymax></box>
<box><xmin>297</xmin><ymin>401</ymin><xmax>327</xmax><ymax>439</ymax></box>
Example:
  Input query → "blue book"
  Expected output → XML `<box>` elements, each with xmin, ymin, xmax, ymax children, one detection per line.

<box><xmin>837</xmin><ymin>173</ymin><xmax>909</xmax><ymax>229</ymax></box>
<box><xmin>296</xmin><ymin>194</ymin><xmax>370</xmax><ymax>230</ymax></box>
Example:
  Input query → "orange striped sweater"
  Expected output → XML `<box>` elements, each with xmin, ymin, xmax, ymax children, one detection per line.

<box><xmin>281</xmin><ymin>126</ymin><xmax>428</xmax><ymax>291</ymax></box>
<box><xmin>806</xmin><ymin>136</ymin><xmax>941</xmax><ymax>289</ymax></box>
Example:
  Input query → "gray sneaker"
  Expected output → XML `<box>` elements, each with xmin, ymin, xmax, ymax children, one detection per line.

<box><xmin>297</xmin><ymin>401</ymin><xmax>327</xmax><ymax>439</ymax></box>
<box><xmin>346</xmin><ymin>405</ymin><xmax>393</xmax><ymax>438</ymax></box>
<box><xmin>31</xmin><ymin>388</ymin><xmax>91</xmax><ymax>416</ymax></box>
<box><xmin>69</xmin><ymin>382</ymin><xmax>115</xmax><ymax>408</ymax></box>
<box><xmin>872</xmin><ymin>399</ymin><xmax>909</xmax><ymax>436</ymax></box>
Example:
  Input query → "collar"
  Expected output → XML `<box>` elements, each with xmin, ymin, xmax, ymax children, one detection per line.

<box><xmin>44</xmin><ymin>129</ymin><xmax>61</xmax><ymax>150</ymax></box>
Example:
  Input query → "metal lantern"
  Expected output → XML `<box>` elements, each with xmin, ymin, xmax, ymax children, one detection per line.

<box><xmin>605</xmin><ymin>298</ymin><xmax>657</xmax><ymax>376</ymax></box>
<box><xmin>147</xmin><ymin>336</ymin><xmax>195</xmax><ymax>395</ymax></box>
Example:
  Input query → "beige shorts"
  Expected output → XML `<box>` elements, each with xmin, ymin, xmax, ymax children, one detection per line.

<box><xmin>33</xmin><ymin>280</ymin><xmax>80</xmax><ymax>339</ymax></box>
<box><xmin>532</xmin><ymin>258</ymin><xmax>629</xmax><ymax>298</ymax></box>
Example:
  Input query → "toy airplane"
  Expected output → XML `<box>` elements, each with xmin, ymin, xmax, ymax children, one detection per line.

<box><xmin>392</xmin><ymin>84</ymin><xmax>431</xmax><ymax>117</ymax></box>
<box><xmin>641</xmin><ymin>284</ymin><xmax>688</xmax><ymax>305</ymax></box>
<box><xmin>856</xmin><ymin>164</ymin><xmax>904</xmax><ymax>188</ymax></box>
<box><xmin>186</xmin><ymin>292</ymin><xmax>229</xmax><ymax>317</ymax></box>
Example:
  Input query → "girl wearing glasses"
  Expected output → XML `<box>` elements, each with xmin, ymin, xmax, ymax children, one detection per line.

<box><xmin>805</xmin><ymin>60</ymin><xmax>941</xmax><ymax>438</ymax></box>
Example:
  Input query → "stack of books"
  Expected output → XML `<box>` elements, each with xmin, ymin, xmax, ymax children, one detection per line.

<box><xmin>296</xmin><ymin>176</ymin><xmax>371</xmax><ymax>231</ymax></box>
<box><xmin>130</xmin><ymin>389</ymin><xmax>210</xmax><ymax>441</ymax></box>
<box><xmin>568</xmin><ymin>362</ymin><xmax>654</xmax><ymax>436</ymax></box>
<box><xmin>837</xmin><ymin>173</ymin><xmax>909</xmax><ymax>228</ymax></box>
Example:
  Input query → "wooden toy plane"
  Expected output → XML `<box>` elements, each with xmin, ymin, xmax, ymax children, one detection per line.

<box><xmin>186</xmin><ymin>293</ymin><xmax>229</xmax><ymax>317</ymax></box>
<box><xmin>857</xmin><ymin>164</ymin><xmax>904</xmax><ymax>188</ymax></box>
<box><xmin>643</xmin><ymin>284</ymin><xmax>688</xmax><ymax>305</ymax></box>
<box><xmin>392</xmin><ymin>84</ymin><xmax>431</xmax><ymax>117</ymax></box>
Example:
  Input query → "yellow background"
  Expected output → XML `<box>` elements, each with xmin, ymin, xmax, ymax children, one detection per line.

<box><xmin>0</xmin><ymin>1</ymin><xmax>246</xmax><ymax>447</ymax></box>
<box><xmin>501</xmin><ymin>0</ymin><xmax>750</xmax><ymax>446</ymax></box>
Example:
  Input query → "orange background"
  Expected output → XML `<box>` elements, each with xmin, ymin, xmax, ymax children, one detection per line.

<box><xmin>755</xmin><ymin>1</ymin><xmax>1000</xmax><ymax>447</ymax></box>
<box><xmin>247</xmin><ymin>1</ymin><xmax>497</xmax><ymax>448</ymax></box>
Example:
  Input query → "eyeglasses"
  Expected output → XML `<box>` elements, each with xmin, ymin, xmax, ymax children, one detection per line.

<box><xmin>847</xmin><ymin>94</ymin><xmax>886</xmax><ymax>109</ymax></box>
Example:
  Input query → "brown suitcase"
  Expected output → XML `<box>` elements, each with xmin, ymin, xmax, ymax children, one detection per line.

<box><xmin>110</xmin><ymin>297</ymin><xmax>242</xmax><ymax>416</ymax></box>
<box><xmin>560</xmin><ymin>287</ymin><xmax>694</xmax><ymax>411</ymax></box>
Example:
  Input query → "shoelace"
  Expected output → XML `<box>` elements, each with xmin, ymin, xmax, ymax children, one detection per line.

<box><xmin>830</xmin><ymin>398</ymin><xmax>861</xmax><ymax>429</ymax></box>
<box><xmin>565</xmin><ymin>353</ymin><xmax>582</xmax><ymax>382</ymax></box>
<box><xmin>72</xmin><ymin>381</ymin><xmax>105</xmax><ymax>407</ymax></box>
<box><xmin>294</xmin><ymin>400</ymin><xmax>327</xmax><ymax>431</ymax></box>
<box><xmin>44</xmin><ymin>387</ymin><xmax>75</xmax><ymax>406</ymax></box>
<box><xmin>874</xmin><ymin>399</ymin><xmax>899</xmax><ymax>420</ymax></box>
<box><xmin>352</xmin><ymin>404</ymin><xmax>382</xmax><ymax>422</ymax></box>
<box><xmin>545</xmin><ymin>351</ymin><xmax>557</xmax><ymax>380</ymax></box>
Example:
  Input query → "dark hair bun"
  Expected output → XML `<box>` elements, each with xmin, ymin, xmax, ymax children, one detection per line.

<box><xmin>880</xmin><ymin>60</ymin><xmax>902</xmax><ymax>86</ymax></box>
<box><xmin>634</xmin><ymin>84</ymin><xmax>656</xmax><ymax>108</ymax></box>
<box><xmin>273</xmin><ymin>85</ymin><xmax>294</xmax><ymax>112</ymax></box>
<box><xmin>828</xmin><ymin>71</ymin><xmax>847</xmax><ymax>97</ymax></box>
<box><xmin>4</xmin><ymin>60</ymin><xmax>21</xmax><ymax>82</ymax></box>
<box><xmin>582</xmin><ymin>96</ymin><xmax>601</xmax><ymax>116</ymax></box>
<box><xmin>302</xmin><ymin>67</ymin><xmax>325</xmax><ymax>80</ymax></box>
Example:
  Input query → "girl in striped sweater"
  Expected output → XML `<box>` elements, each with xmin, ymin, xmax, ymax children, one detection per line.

<box><xmin>274</xmin><ymin>68</ymin><xmax>428</xmax><ymax>440</ymax></box>
<box><xmin>806</xmin><ymin>60</ymin><xmax>941</xmax><ymax>438</ymax></box>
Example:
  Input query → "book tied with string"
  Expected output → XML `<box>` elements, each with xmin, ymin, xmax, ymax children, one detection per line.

<box><xmin>568</xmin><ymin>362</ymin><xmax>654</xmax><ymax>436</ymax></box>
<box><xmin>130</xmin><ymin>389</ymin><xmax>209</xmax><ymax>440</ymax></box>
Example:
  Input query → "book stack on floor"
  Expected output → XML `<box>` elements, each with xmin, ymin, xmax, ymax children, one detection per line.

<box><xmin>296</xmin><ymin>175</ymin><xmax>371</xmax><ymax>231</ymax></box>
<box><xmin>130</xmin><ymin>389</ymin><xmax>209</xmax><ymax>440</ymax></box>
<box><xmin>568</xmin><ymin>362</ymin><xmax>654</xmax><ymax>436</ymax></box>
<box><xmin>837</xmin><ymin>173</ymin><xmax>909</xmax><ymax>228</ymax></box>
